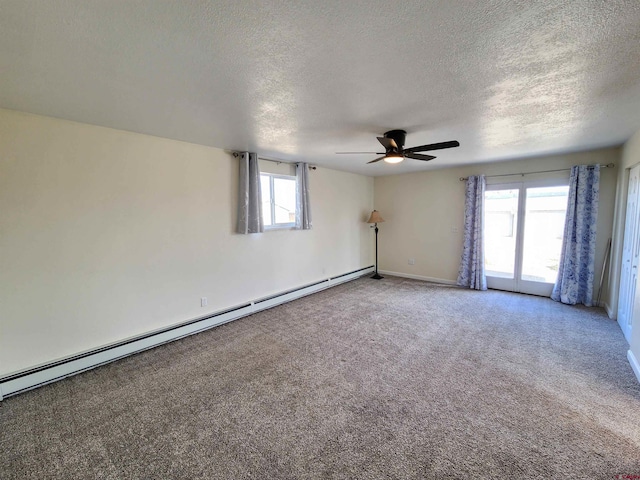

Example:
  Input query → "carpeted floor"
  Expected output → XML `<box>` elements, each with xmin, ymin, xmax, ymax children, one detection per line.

<box><xmin>2</xmin><ymin>276</ymin><xmax>640</xmax><ymax>479</ymax></box>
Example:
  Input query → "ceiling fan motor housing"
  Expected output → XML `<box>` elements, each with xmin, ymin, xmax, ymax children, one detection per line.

<box><xmin>384</xmin><ymin>130</ymin><xmax>407</xmax><ymax>152</ymax></box>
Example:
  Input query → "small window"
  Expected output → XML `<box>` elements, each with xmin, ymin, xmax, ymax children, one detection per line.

<box><xmin>261</xmin><ymin>173</ymin><xmax>296</xmax><ymax>229</ymax></box>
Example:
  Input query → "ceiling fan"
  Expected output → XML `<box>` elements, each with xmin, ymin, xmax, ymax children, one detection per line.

<box><xmin>337</xmin><ymin>130</ymin><xmax>460</xmax><ymax>164</ymax></box>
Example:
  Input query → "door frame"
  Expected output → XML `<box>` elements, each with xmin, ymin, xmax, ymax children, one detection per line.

<box><xmin>485</xmin><ymin>176</ymin><xmax>570</xmax><ymax>296</ymax></box>
<box><xmin>617</xmin><ymin>164</ymin><xmax>640</xmax><ymax>342</ymax></box>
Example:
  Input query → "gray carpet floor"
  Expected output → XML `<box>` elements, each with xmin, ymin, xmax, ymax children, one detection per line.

<box><xmin>2</xmin><ymin>276</ymin><xmax>640</xmax><ymax>479</ymax></box>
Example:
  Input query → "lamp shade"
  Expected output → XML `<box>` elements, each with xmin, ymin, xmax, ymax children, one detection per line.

<box><xmin>366</xmin><ymin>210</ymin><xmax>385</xmax><ymax>224</ymax></box>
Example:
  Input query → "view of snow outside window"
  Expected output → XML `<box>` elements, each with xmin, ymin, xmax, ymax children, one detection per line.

<box><xmin>484</xmin><ymin>186</ymin><xmax>569</xmax><ymax>283</ymax></box>
<box><xmin>261</xmin><ymin>174</ymin><xmax>296</xmax><ymax>227</ymax></box>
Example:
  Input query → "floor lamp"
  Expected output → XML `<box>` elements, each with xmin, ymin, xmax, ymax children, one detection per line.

<box><xmin>367</xmin><ymin>210</ymin><xmax>385</xmax><ymax>279</ymax></box>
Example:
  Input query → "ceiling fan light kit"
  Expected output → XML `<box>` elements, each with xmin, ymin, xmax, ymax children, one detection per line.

<box><xmin>383</xmin><ymin>153</ymin><xmax>404</xmax><ymax>164</ymax></box>
<box><xmin>337</xmin><ymin>129</ymin><xmax>460</xmax><ymax>165</ymax></box>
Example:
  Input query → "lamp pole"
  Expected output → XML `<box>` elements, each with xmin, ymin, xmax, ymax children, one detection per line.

<box><xmin>371</xmin><ymin>222</ymin><xmax>383</xmax><ymax>280</ymax></box>
<box><xmin>366</xmin><ymin>210</ymin><xmax>384</xmax><ymax>280</ymax></box>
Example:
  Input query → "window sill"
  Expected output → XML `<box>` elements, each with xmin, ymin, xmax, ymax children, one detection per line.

<box><xmin>264</xmin><ymin>224</ymin><xmax>296</xmax><ymax>231</ymax></box>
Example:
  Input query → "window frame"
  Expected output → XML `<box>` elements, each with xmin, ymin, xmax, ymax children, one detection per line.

<box><xmin>261</xmin><ymin>172</ymin><xmax>297</xmax><ymax>230</ymax></box>
<box><xmin>484</xmin><ymin>176</ymin><xmax>570</xmax><ymax>296</ymax></box>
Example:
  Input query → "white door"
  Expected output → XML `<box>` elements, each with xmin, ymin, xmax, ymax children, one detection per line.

<box><xmin>617</xmin><ymin>164</ymin><xmax>640</xmax><ymax>342</ymax></box>
<box><xmin>484</xmin><ymin>179</ymin><xmax>570</xmax><ymax>296</ymax></box>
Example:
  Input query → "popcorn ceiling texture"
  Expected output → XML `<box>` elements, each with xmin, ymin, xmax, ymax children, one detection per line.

<box><xmin>1</xmin><ymin>276</ymin><xmax>640</xmax><ymax>479</ymax></box>
<box><xmin>0</xmin><ymin>1</ymin><xmax>639</xmax><ymax>175</ymax></box>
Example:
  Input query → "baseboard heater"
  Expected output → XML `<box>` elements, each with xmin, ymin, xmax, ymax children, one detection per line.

<box><xmin>0</xmin><ymin>266</ymin><xmax>374</xmax><ymax>400</ymax></box>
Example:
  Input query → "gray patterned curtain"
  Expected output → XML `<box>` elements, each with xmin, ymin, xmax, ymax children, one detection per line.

<box><xmin>295</xmin><ymin>163</ymin><xmax>312</xmax><ymax>230</ymax></box>
<box><xmin>551</xmin><ymin>165</ymin><xmax>600</xmax><ymax>306</ymax></box>
<box><xmin>457</xmin><ymin>175</ymin><xmax>487</xmax><ymax>290</ymax></box>
<box><xmin>236</xmin><ymin>152</ymin><xmax>264</xmax><ymax>234</ymax></box>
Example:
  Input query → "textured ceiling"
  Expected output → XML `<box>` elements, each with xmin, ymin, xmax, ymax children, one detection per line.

<box><xmin>1</xmin><ymin>1</ymin><xmax>640</xmax><ymax>176</ymax></box>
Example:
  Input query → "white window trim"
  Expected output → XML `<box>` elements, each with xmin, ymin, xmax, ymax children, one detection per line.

<box><xmin>261</xmin><ymin>172</ymin><xmax>296</xmax><ymax>230</ymax></box>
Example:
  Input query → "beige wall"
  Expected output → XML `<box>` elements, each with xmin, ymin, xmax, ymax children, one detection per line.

<box><xmin>0</xmin><ymin>109</ymin><xmax>374</xmax><ymax>376</ymax></box>
<box><xmin>374</xmin><ymin>148</ymin><xmax>620</xmax><ymax>306</ymax></box>
<box><xmin>608</xmin><ymin>130</ymin><xmax>640</xmax><ymax>367</ymax></box>
<box><xmin>2</xmin><ymin>106</ymin><xmax>629</xmax><ymax>379</ymax></box>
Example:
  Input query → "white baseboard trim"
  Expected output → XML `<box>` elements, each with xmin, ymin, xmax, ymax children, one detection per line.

<box><xmin>603</xmin><ymin>302</ymin><xmax>615</xmax><ymax>319</ymax></box>
<box><xmin>0</xmin><ymin>266</ymin><xmax>374</xmax><ymax>400</ymax></box>
<box><xmin>377</xmin><ymin>270</ymin><xmax>457</xmax><ymax>286</ymax></box>
<box><xmin>628</xmin><ymin>349</ymin><xmax>640</xmax><ymax>384</ymax></box>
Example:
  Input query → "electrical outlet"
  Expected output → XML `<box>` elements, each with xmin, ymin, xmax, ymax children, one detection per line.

<box><xmin>201</xmin><ymin>297</ymin><xmax>208</xmax><ymax>307</ymax></box>
<box><xmin>408</xmin><ymin>258</ymin><xmax>416</xmax><ymax>265</ymax></box>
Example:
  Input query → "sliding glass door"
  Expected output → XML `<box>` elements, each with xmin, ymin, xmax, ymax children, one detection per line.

<box><xmin>484</xmin><ymin>180</ymin><xmax>569</xmax><ymax>296</ymax></box>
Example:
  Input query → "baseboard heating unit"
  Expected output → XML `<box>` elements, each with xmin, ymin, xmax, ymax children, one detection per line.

<box><xmin>0</xmin><ymin>266</ymin><xmax>374</xmax><ymax>400</ymax></box>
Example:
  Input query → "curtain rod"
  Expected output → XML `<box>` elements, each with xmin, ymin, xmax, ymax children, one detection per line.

<box><xmin>458</xmin><ymin>163</ymin><xmax>615</xmax><ymax>182</ymax></box>
<box><xmin>231</xmin><ymin>151</ymin><xmax>316</xmax><ymax>170</ymax></box>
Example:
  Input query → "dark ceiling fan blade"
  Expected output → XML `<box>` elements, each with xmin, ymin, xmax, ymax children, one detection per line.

<box><xmin>404</xmin><ymin>140</ymin><xmax>460</xmax><ymax>153</ymax></box>
<box><xmin>377</xmin><ymin>137</ymin><xmax>398</xmax><ymax>150</ymax></box>
<box><xmin>336</xmin><ymin>152</ymin><xmax>386</xmax><ymax>154</ymax></box>
<box><xmin>366</xmin><ymin>156</ymin><xmax>387</xmax><ymax>164</ymax></box>
<box><xmin>405</xmin><ymin>152</ymin><xmax>436</xmax><ymax>162</ymax></box>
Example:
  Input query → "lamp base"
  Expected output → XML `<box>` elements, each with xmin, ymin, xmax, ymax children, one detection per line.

<box><xmin>370</xmin><ymin>272</ymin><xmax>384</xmax><ymax>280</ymax></box>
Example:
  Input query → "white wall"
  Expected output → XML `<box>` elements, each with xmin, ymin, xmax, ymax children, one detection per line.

<box><xmin>608</xmin><ymin>129</ymin><xmax>640</xmax><ymax>371</ymax></box>
<box><xmin>0</xmin><ymin>109</ymin><xmax>374</xmax><ymax>376</ymax></box>
<box><xmin>374</xmin><ymin>148</ymin><xmax>620</xmax><ymax>305</ymax></box>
